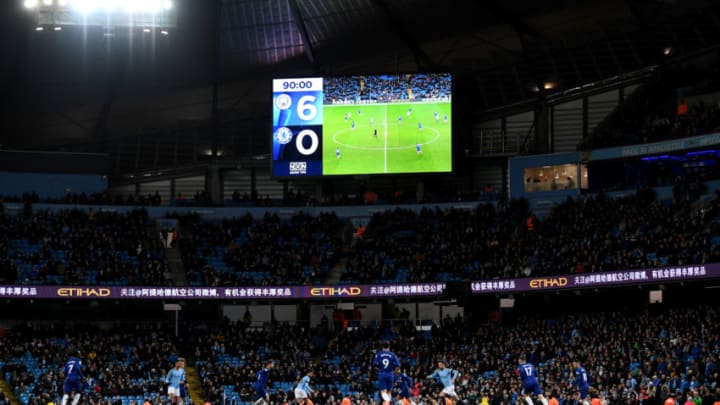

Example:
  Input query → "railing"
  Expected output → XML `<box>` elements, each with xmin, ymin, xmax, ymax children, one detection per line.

<box><xmin>475</xmin><ymin>125</ymin><xmax>534</xmax><ymax>155</ymax></box>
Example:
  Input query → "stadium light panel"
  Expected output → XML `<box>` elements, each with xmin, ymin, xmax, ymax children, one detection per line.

<box><xmin>43</xmin><ymin>0</ymin><xmax>53</xmax><ymax>5</ymax></box>
<box><xmin>160</xmin><ymin>29</ymin><xmax>168</xmax><ymax>35</ymax></box>
<box><xmin>58</xmin><ymin>0</ymin><xmax>67</xmax><ymax>5</ymax></box>
<box><xmin>35</xmin><ymin>26</ymin><xmax>44</xmax><ymax>31</ymax></box>
<box><xmin>24</xmin><ymin>0</ymin><xmax>38</xmax><ymax>9</ymax></box>
<box><xmin>163</xmin><ymin>0</ymin><xmax>172</xmax><ymax>10</ymax></box>
<box><xmin>143</xmin><ymin>27</ymin><xmax>151</xmax><ymax>33</ymax></box>
<box><xmin>663</xmin><ymin>47</ymin><xmax>672</xmax><ymax>56</ymax></box>
<box><xmin>54</xmin><ymin>26</ymin><xmax>62</xmax><ymax>31</ymax></box>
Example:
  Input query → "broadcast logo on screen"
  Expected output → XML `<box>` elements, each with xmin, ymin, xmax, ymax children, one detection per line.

<box><xmin>289</xmin><ymin>162</ymin><xmax>307</xmax><ymax>175</ymax></box>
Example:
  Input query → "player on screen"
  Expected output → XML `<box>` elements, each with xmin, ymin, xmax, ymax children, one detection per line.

<box><xmin>336</xmin><ymin>147</ymin><xmax>341</xmax><ymax>160</ymax></box>
<box><xmin>351</xmin><ymin>121</ymin><xmax>355</xmax><ymax>130</ymax></box>
<box><xmin>518</xmin><ymin>356</ymin><xmax>548</xmax><ymax>405</ymax></box>
<box><xmin>373</xmin><ymin>128</ymin><xmax>378</xmax><ymax>138</ymax></box>
<box><xmin>398</xmin><ymin>115</ymin><xmax>403</xmax><ymax>123</ymax></box>
<box><xmin>253</xmin><ymin>360</ymin><xmax>274</xmax><ymax>405</ymax></box>
<box><xmin>418</xmin><ymin>122</ymin><xmax>423</xmax><ymax>131</ymax></box>
<box><xmin>373</xmin><ymin>342</ymin><xmax>400</xmax><ymax>405</ymax></box>
<box><xmin>426</xmin><ymin>360</ymin><xmax>460</xmax><ymax>405</ymax></box>
<box><xmin>395</xmin><ymin>367</ymin><xmax>415</xmax><ymax>405</ymax></box>
<box><xmin>572</xmin><ymin>360</ymin><xmax>591</xmax><ymax>405</ymax></box>
<box><xmin>434</xmin><ymin>112</ymin><xmax>440</xmax><ymax>123</ymax></box>
<box><xmin>344</xmin><ymin>113</ymin><xmax>349</xmax><ymax>121</ymax></box>
<box><xmin>416</xmin><ymin>143</ymin><xmax>422</xmax><ymax>155</ymax></box>
<box><xmin>407</xmin><ymin>108</ymin><xmax>412</xmax><ymax>117</ymax></box>
<box><xmin>61</xmin><ymin>348</ymin><xmax>83</xmax><ymax>405</ymax></box>
<box><xmin>358</xmin><ymin>109</ymin><xmax>362</xmax><ymax>115</ymax></box>
<box><xmin>294</xmin><ymin>370</ymin><xmax>314</xmax><ymax>405</ymax></box>
<box><xmin>370</xmin><ymin>116</ymin><xmax>375</xmax><ymax>125</ymax></box>
<box><xmin>166</xmin><ymin>358</ymin><xmax>186</xmax><ymax>405</ymax></box>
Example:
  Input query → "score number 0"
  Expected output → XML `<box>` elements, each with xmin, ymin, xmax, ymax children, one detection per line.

<box><xmin>276</xmin><ymin>93</ymin><xmax>320</xmax><ymax>156</ymax></box>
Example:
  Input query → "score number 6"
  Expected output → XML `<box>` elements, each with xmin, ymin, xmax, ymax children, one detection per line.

<box><xmin>297</xmin><ymin>95</ymin><xmax>317</xmax><ymax>121</ymax></box>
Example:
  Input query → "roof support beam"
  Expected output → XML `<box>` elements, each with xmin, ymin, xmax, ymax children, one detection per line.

<box><xmin>370</xmin><ymin>0</ymin><xmax>436</xmax><ymax>71</ymax></box>
<box><xmin>287</xmin><ymin>0</ymin><xmax>319</xmax><ymax>70</ymax></box>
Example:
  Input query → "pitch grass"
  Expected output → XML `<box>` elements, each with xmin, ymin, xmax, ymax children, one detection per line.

<box><xmin>322</xmin><ymin>102</ymin><xmax>451</xmax><ymax>175</ymax></box>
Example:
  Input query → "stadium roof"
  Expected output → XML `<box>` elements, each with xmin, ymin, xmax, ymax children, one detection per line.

<box><xmin>1</xmin><ymin>0</ymin><xmax>719</xmax><ymax>172</ymax></box>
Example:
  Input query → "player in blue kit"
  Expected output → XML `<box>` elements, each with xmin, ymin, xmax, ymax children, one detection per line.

<box><xmin>443</xmin><ymin>114</ymin><xmax>448</xmax><ymax>123</ymax></box>
<box><xmin>426</xmin><ymin>360</ymin><xmax>460</xmax><ymax>405</ymax></box>
<box><xmin>294</xmin><ymin>370</ymin><xmax>314</xmax><ymax>405</ymax></box>
<box><xmin>351</xmin><ymin>120</ymin><xmax>355</xmax><ymax>130</ymax></box>
<box><xmin>373</xmin><ymin>342</ymin><xmax>400</xmax><ymax>405</ymax></box>
<box><xmin>336</xmin><ymin>147</ymin><xmax>341</xmax><ymax>160</ymax></box>
<box><xmin>406</xmin><ymin>108</ymin><xmax>412</xmax><ymax>117</ymax></box>
<box><xmin>416</xmin><ymin>143</ymin><xmax>422</xmax><ymax>155</ymax></box>
<box><xmin>398</xmin><ymin>115</ymin><xmax>403</xmax><ymax>123</ymax></box>
<box><xmin>61</xmin><ymin>348</ymin><xmax>83</xmax><ymax>405</ymax></box>
<box><xmin>395</xmin><ymin>367</ymin><xmax>414</xmax><ymax>405</ymax></box>
<box><xmin>166</xmin><ymin>358</ymin><xmax>186</xmax><ymax>405</ymax></box>
<box><xmin>572</xmin><ymin>360</ymin><xmax>591</xmax><ymax>405</ymax></box>
<box><xmin>253</xmin><ymin>360</ymin><xmax>274</xmax><ymax>405</ymax></box>
<box><xmin>518</xmin><ymin>356</ymin><xmax>548</xmax><ymax>405</ymax></box>
<box><xmin>418</xmin><ymin>122</ymin><xmax>423</xmax><ymax>131</ymax></box>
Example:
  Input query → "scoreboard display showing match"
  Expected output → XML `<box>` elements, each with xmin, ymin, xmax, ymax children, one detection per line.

<box><xmin>272</xmin><ymin>73</ymin><xmax>452</xmax><ymax>176</ymax></box>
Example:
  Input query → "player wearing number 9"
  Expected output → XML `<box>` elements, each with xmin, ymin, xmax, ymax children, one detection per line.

<box><xmin>373</xmin><ymin>342</ymin><xmax>400</xmax><ymax>405</ymax></box>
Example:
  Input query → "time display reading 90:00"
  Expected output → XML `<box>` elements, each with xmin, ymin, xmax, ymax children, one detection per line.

<box><xmin>282</xmin><ymin>80</ymin><xmax>313</xmax><ymax>90</ymax></box>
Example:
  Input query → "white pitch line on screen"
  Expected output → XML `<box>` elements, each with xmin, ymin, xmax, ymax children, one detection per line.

<box><xmin>384</xmin><ymin>104</ymin><xmax>388</xmax><ymax>173</ymax></box>
<box><xmin>332</xmin><ymin>125</ymin><xmax>441</xmax><ymax>151</ymax></box>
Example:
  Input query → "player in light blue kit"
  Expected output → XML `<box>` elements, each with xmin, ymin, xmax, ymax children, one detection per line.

<box><xmin>434</xmin><ymin>112</ymin><xmax>440</xmax><ymax>123</ymax></box>
<box><xmin>418</xmin><ymin>122</ymin><xmax>423</xmax><ymax>131</ymax></box>
<box><xmin>166</xmin><ymin>358</ymin><xmax>186</xmax><ymax>405</ymax></box>
<box><xmin>426</xmin><ymin>360</ymin><xmax>460</xmax><ymax>405</ymax></box>
<box><xmin>572</xmin><ymin>360</ymin><xmax>591</xmax><ymax>405</ymax></box>
<box><xmin>61</xmin><ymin>348</ymin><xmax>83</xmax><ymax>405</ymax></box>
<box><xmin>443</xmin><ymin>114</ymin><xmax>448</xmax><ymax>123</ymax></box>
<box><xmin>253</xmin><ymin>360</ymin><xmax>274</xmax><ymax>405</ymax></box>
<box><xmin>351</xmin><ymin>120</ymin><xmax>355</xmax><ymax>130</ymax></box>
<box><xmin>373</xmin><ymin>342</ymin><xmax>400</xmax><ymax>405</ymax></box>
<box><xmin>518</xmin><ymin>356</ymin><xmax>548</xmax><ymax>405</ymax></box>
<box><xmin>294</xmin><ymin>370</ymin><xmax>314</xmax><ymax>405</ymax></box>
<box><xmin>416</xmin><ymin>143</ymin><xmax>422</xmax><ymax>155</ymax></box>
<box><xmin>336</xmin><ymin>147</ymin><xmax>341</xmax><ymax>160</ymax></box>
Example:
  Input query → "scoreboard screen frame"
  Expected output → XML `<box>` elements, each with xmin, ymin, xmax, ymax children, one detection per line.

<box><xmin>271</xmin><ymin>73</ymin><xmax>453</xmax><ymax>178</ymax></box>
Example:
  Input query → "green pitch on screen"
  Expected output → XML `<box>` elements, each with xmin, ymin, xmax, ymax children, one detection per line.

<box><xmin>322</xmin><ymin>102</ymin><xmax>452</xmax><ymax>175</ymax></box>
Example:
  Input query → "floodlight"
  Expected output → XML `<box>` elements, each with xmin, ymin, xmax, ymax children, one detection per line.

<box><xmin>143</xmin><ymin>27</ymin><xmax>151</xmax><ymax>33</ymax></box>
<box><xmin>54</xmin><ymin>26</ymin><xmax>62</xmax><ymax>31</ymax></box>
<box><xmin>24</xmin><ymin>0</ymin><xmax>39</xmax><ymax>9</ymax></box>
<box><xmin>163</xmin><ymin>0</ymin><xmax>172</xmax><ymax>10</ymax></box>
<box><xmin>43</xmin><ymin>0</ymin><xmax>53</xmax><ymax>5</ymax></box>
<box><xmin>160</xmin><ymin>29</ymin><xmax>168</xmax><ymax>35</ymax></box>
<box><xmin>35</xmin><ymin>26</ymin><xmax>44</xmax><ymax>31</ymax></box>
<box><xmin>58</xmin><ymin>0</ymin><xmax>67</xmax><ymax>5</ymax></box>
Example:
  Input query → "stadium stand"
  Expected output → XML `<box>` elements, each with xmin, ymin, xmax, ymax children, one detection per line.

<box><xmin>177</xmin><ymin>212</ymin><xmax>342</xmax><ymax>286</ymax></box>
<box><xmin>2</xmin><ymin>303</ymin><xmax>719</xmax><ymax>405</ymax></box>
<box><xmin>0</xmin><ymin>209</ymin><xmax>170</xmax><ymax>286</ymax></box>
<box><xmin>343</xmin><ymin>190</ymin><xmax>720</xmax><ymax>283</ymax></box>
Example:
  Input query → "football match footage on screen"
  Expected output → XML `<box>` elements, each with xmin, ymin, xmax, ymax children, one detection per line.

<box><xmin>272</xmin><ymin>74</ymin><xmax>452</xmax><ymax>177</ymax></box>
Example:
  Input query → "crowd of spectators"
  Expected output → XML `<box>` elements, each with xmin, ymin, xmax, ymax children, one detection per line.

<box><xmin>177</xmin><ymin>212</ymin><xmax>342</xmax><ymax>286</ymax></box>
<box><xmin>0</xmin><ymin>209</ymin><xmax>170</xmax><ymax>285</ymax></box>
<box><xmin>190</xmin><ymin>304</ymin><xmax>720</xmax><ymax>405</ymax></box>
<box><xmin>0</xmin><ymin>323</ymin><xmax>181</xmax><ymax>405</ymax></box>
<box><xmin>324</xmin><ymin>74</ymin><xmax>451</xmax><ymax>104</ymax></box>
<box><xmin>0</xmin><ymin>192</ymin><xmax>164</xmax><ymax>207</ymax></box>
<box><xmin>0</xmin><ymin>303</ymin><xmax>718</xmax><ymax>405</ymax></box>
<box><xmin>345</xmin><ymin>190</ymin><xmax>720</xmax><ymax>283</ymax></box>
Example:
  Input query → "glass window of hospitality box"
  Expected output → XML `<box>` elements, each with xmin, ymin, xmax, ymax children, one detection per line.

<box><xmin>523</xmin><ymin>164</ymin><xmax>587</xmax><ymax>192</ymax></box>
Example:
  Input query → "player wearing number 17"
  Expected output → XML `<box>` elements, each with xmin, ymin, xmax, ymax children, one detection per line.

<box><xmin>518</xmin><ymin>356</ymin><xmax>548</xmax><ymax>405</ymax></box>
<box><xmin>373</xmin><ymin>342</ymin><xmax>400</xmax><ymax>405</ymax></box>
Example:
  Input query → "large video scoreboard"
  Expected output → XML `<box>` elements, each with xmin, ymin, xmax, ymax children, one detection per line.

<box><xmin>272</xmin><ymin>73</ymin><xmax>452</xmax><ymax>177</ymax></box>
